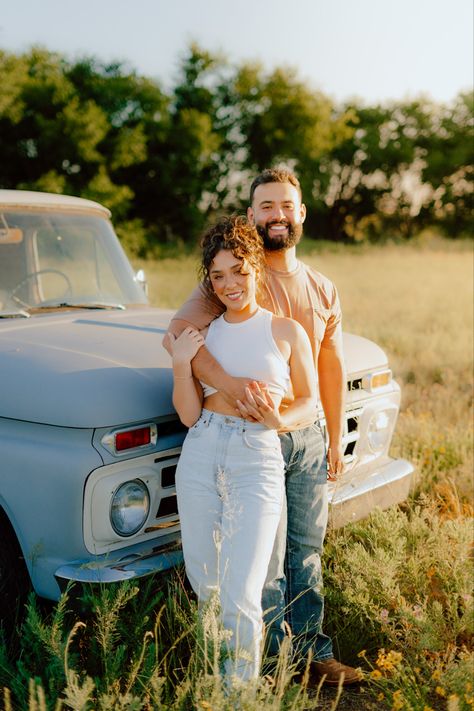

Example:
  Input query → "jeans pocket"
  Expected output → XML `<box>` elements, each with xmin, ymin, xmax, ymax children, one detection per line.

<box><xmin>186</xmin><ymin>416</ymin><xmax>207</xmax><ymax>439</ymax></box>
<box><xmin>242</xmin><ymin>428</ymin><xmax>280</xmax><ymax>453</ymax></box>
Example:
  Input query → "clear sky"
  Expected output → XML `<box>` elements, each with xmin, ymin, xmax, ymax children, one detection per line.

<box><xmin>1</xmin><ymin>0</ymin><xmax>472</xmax><ymax>104</ymax></box>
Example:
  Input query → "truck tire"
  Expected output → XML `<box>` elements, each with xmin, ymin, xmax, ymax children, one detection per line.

<box><xmin>0</xmin><ymin>514</ymin><xmax>30</xmax><ymax>638</ymax></box>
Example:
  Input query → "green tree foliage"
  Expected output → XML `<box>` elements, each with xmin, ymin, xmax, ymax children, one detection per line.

<box><xmin>0</xmin><ymin>45</ymin><xmax>471</xmax><ymax>250</ymax></box>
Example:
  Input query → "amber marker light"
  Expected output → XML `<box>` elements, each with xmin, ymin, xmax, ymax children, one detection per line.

<box><xmin>362</xmin><ymin>370</ymin><xmax>392</xmax><ymax>392</ymax></box>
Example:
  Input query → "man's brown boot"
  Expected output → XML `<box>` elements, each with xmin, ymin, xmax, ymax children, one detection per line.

<box><xmin>309</xmin><ymin>658</ymin><xmax>363</xmax><ymax>687</ymax></box>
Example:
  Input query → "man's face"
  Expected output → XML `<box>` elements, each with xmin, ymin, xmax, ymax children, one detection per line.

<box><xmin>247</xmin><ymin>182</ymin><xmax>306</xmax><ymax>251</ymax></box>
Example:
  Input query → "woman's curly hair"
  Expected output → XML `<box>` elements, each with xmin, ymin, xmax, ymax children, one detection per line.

<box><xmin>199</xmin><ymin>215</ymin><xmax>265</xmax><ymax>295</ymax></box>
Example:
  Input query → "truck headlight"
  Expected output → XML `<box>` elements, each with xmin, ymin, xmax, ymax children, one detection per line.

<box><xmin>110</xmin><ymin>479</ymin><xmax>150</xmax><ymax>536</ymax></box>
<box><xmin>367</xmin><ymin>409</ymin><xmax>396</xmax><ymax>453</ymax></box>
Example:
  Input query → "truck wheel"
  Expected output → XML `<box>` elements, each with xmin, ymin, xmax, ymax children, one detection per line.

<box><xmin>0</xmin><ymin>516</ymin><xmax>30</xmax><ymax>638</ymax></box>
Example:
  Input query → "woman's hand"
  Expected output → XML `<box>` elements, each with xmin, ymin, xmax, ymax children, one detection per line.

<box><xmin>168</xmin><ymin>327</ymin><xmax>205</xmax><ymax>366</ymax></box>
<box><xmin>236</xmin><ymin>381</ymin><xmax>282</xmax><ymax>430</ymax></box>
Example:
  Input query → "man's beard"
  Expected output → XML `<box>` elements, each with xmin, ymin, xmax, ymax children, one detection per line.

<box><xmin>256</xmin><ymin>221</ymin><xmax>303</xmax><ymax>251</ymax></box>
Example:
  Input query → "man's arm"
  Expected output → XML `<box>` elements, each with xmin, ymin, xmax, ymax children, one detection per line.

<box><xmin>163</xmin><ymin>292</ymin><xmax>255</xmax><ymax>407</ymax></box>
<box><xmin>318</xmin><ymin>344</ymin><xmax>346</xmax><ymax>480</ymax></box>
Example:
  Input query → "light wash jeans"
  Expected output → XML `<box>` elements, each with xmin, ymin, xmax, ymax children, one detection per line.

<box><xmin>262</xmin><ymin>422</ymin><xmax>334</xmax><ymax>662</ymax></box>
<box><xmin>176</xmin><ymin>409</ymin><xmax>285</xmax><ymax>682</ymax></box>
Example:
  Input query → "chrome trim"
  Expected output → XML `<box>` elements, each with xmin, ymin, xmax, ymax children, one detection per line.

<box><xmin>55</xmin><ymin>533</ymin><xmax>183</xmax><ymax>586</ymax></box>
<box><xmin>328</xmin><ymin>457</ymin><xmax>414</xmax><ymax>529</ymax></box>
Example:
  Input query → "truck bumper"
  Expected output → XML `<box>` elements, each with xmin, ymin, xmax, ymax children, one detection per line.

<box><xmin>55</xmin><ymin>531</ymin><xmax>183</xmax><ymax>589</ymax></box>
<box><xmin>329</xmin><ymin>457</ymin><xmax>414</xmax><ymax>529</ymax></box>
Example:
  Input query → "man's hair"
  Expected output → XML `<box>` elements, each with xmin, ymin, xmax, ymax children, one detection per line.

<box><xmin>199</xmin><ymin>215</ymin><xmax>265</xmax><ymax>295</ymax></box>
<box><xmin>249</xmin><ymin>167</ymin><xmax>302</xmax><ymax>204</ymax></box>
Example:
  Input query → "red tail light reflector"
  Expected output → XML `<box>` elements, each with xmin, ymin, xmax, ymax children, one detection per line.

<box><xmin>101</xmin><ymin>422</ymin><xmax>158</xmax><ymax>455</ymax></box>
<box><xmin>115</xmin><ymin>426</ymin><xmax>151</xmax><ymax>452</ymax></box>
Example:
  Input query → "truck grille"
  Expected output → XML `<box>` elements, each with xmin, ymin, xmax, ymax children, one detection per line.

<box><xmin>320</xmin><ymin>406</ymin><xmax>363</xmax><ymax>467</ymax></box>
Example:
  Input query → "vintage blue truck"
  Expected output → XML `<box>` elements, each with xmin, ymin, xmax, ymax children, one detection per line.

<box><xmin>0</xmin><ymin>189</ymin><xmax>414</xmax><ymax>606</ymax></box>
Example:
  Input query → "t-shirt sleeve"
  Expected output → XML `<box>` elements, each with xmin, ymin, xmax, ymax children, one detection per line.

<box><xmin>170</xmin><ymin>284</ymin><xmax>224</xmax><ymax>331</ymax></box>
<box><xmin>321</xmin><ymin>284</ymin><xmax>343</xmax><ymax>350</ymax></box>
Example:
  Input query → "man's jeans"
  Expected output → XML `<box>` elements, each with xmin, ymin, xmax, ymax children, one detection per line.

<box><xmin>176</xmin><ymin>410</ymin><xmax>285</xmax><ymax>681</ymax></box>
<box><xmin>262</xmin><ymin>422</ymin><xmax>334</xmax><ymax>661</ymax></box>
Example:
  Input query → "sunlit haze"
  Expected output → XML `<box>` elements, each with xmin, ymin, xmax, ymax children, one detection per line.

<box><xmin>1</xmin><ymin>0</ymin><xmax>472</xmax><ymax>103</ymax></box>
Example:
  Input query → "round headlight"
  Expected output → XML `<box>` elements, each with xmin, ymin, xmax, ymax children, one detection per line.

<box><xmin>110</xmin><ymin>479</ymin><xmax>150</xmax><ymax>536</ymax></box>
<box><xmin>367</xmin><ymin>410</ymin><xmax>392</xmax><ymax>452</ymax></box>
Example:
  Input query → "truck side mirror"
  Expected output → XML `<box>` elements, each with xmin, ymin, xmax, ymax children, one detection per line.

<box><xmin>135</xmin><ymin>268</ymin><xmax>148</xmax><ymax>296</ymax></box>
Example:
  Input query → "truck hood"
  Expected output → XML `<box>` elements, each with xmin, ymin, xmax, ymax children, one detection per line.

<box><xmin>0</xmin><ymin>308</ymin><xmax>389</xmax><ymax>428</ymax></box>
<box><xmin>342</xmin><ymin>332</ymin><xmax>388</xmax><ymax>377</ymax></box>
<box><xmin>0</xmin><ymin>308</ymin><xmax>175</xmax><ymax>428</ymax></box>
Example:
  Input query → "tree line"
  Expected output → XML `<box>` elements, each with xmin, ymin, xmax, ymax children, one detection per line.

<box><xmin>0</xmin><ymin>44</ymin><xmax>472</xmax><ymax>254</ymax></box>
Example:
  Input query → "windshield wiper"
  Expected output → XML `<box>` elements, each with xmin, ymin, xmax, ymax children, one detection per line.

<box><xmin>30</xmin><ymin>302</ymin><xmax>126</xmax><ymax>312</ymax></box>
<box><xmin>0</xmin><ymin>310</ymin><xmax>31</xmax><ymax>319</ymax></box>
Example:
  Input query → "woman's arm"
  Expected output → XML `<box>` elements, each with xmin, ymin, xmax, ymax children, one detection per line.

<box><xmin>239</xmin><ymin>319</ymin><xmax>318</xmax><ymax>431</ymax></box>
<box><xmin>279</xmin><ymin>320</ymin><xmax>318</xmax><ymax>430</ymax></box>
<box><xmin>168</xmin><ymin>327</ymin><xmax>205</xmax><ymax>427</ymax></box>
<box><xmin>163</xmin><ymin>288</ymin><xmax>256</xmax><ymax>407</ymax></box>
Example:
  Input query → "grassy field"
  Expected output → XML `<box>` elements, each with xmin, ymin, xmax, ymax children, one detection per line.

<box><xmin>1</xmin><ymin>240</ymin><xmax>472</xmax><ymax>710</ymax></box>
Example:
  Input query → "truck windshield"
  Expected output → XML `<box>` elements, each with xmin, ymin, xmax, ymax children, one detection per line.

<box><xmin>0</xmin><ymin>210</ymin><xmax>148</xmax><ymax>313</ymax></box>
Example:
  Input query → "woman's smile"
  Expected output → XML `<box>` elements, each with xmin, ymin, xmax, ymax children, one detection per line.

<box><xmin>209</xmin><ymin>249</ymin><xmax>258</xmax><ymax>320</ymax></box>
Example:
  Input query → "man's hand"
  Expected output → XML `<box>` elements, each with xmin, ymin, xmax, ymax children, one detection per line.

<box><xmin>327</xmin><ymin>442</ymin><xmax>345</xmax><ymax>481</ymax></box>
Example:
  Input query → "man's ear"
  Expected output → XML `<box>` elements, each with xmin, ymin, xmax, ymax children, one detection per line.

<box><xmin>247</xmin><ymin>206</ymin><xmax>255</xmax><ymax>225</ymax></box>
<box><xmin>300</xmin><ymin>202</ymin><xmax>307</xmax><ymax>223</ymax></box>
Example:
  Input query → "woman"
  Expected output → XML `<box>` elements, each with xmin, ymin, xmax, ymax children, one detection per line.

<box><xmin>168</xmin><ymin>216</ymin><xmax>317</xmax><ymax>683</ymax></box>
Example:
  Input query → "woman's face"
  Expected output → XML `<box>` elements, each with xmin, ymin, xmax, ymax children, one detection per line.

<box><xmin>209</xmin><ymin>249</ymin><xmax>258</xmax><ymax>314</ymax></box>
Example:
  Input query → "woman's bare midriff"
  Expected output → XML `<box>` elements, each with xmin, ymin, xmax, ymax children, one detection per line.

<box><xmin>203</xmin><ymin>391</ymin><xmax>283</xmax><ymax>418</ymax></box>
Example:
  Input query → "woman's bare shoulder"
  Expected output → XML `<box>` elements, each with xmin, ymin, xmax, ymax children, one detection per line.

<box><xmin>271</xmin><ymin>315</ymin><xmax>306</xmax><ymax>343</ymax></box>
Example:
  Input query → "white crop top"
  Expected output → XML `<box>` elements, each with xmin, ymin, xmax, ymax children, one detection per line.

<box><xmin>201</xmin><ymin>307</ymin><xmax>290</xmax><ymax>399</ymax></box>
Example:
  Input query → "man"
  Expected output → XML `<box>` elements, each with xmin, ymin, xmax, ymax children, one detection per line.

<box><xmin>165</xmin><ymin>168</ymin><xmax>361</xmax><ymax>686</ymax></box>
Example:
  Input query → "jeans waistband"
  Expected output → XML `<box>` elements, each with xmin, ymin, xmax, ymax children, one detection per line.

<box><xmin>200</xmin><ymin>408</ymin><xmax>270</xmax><ymax>434</ymax></box>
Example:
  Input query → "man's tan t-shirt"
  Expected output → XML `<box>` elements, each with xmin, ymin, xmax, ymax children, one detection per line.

<box><xmin>171</xmin><ymin>260</ymin><xmax>343</xmax><ymax>377</ymax></box>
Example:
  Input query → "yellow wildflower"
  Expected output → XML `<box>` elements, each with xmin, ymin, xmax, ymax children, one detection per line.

<box><xmin>431</xmin><ymin>668</ymin><xmax>442</xmax><ymax>680</ymax></box>
<box><xmin>447</xmin><ymin>694</ymin><xmax>460</xmax><ymax>711</ymax></box>
<box><xmin>371</xmin><ymin>669</ymin><xmax>383</xmax><ymax>679</ymax></box>
<box><xmin>357</xmin><ymin>649</ymin><xmax>367</xmax><ymax>658</ymax></box>
<box><xmin>377</xmin><ymin>692</ymin><xmax>385</xmax><ymax>700</ymax></box>
<box><xmin>376</xmin><ymin>648</ymin><xmax>403</xmax><ymax>672</ymax></box>
<box><xmin>436</xmin><ymin>686</ymin><xmax>447</xmax><ymax>697</ymax></box>
<box><xmin>392</xmin><ymin>689</ymin><xmax>405</xmax><ymax>711</ymax></box>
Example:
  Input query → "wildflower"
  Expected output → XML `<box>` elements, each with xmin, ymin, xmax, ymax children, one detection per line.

<box><xmin>411</xmin><ymin>604</ymin><xmax>423</xmax><ymax>619</ymax></box>
<box><xmin>431</xmin><ymin>669</ymin><xmax>442</xmax><ymax>681</ymax></box>
<box><xmin>447</xmin><ymin>695</ymin><xmax>460</xmax><ymax>711</ymax></box>
<box><xmin>423</xmin><ymin>706</ymin><xmax>435</xmax><ymax>711</ymax></box>
<box><xmin>371</xmin><ymin>670</ymin><xmax>383</xmax><ymax>679</ymax></box>
<box><xmin>436</xmin><ymin>686</ymin><xmax>447</xmax><ymax>697</ymax></box>
<box><xmin>357</xmin><ymin>649</ymin><xmax>367</xmax><ymax>658</ymax></box>
<box><xmin>376</xmin><ymin>648</ymin><xmax>403</xmax><ymax>672</ymax></box>
<box><xmin>464</xmin><ymin>694</ymin><xmax>473</xmax><ymax>706</ymax></box>
<box><xmin>379</xmin><ymin>608</ymin><xmax>389</xmax><ymax>622</ymax></box>
<box><xmin>392</xmin><ymin>689</ymin><xmax>405</xmax><ymax>710</ymax></box>
<box><xmin>377</xmin><ymin>692</ymin><xmax>385</xmax><ymax>700</ymax></box>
